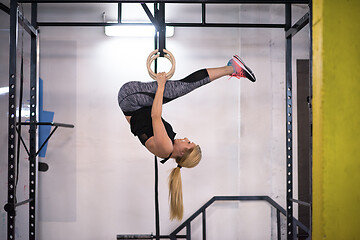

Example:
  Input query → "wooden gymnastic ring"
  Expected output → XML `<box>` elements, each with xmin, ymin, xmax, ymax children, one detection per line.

<box><xmin>146</xmin><ymin>49</ymin><xmax>176</xmax><ymax>80</ymax></box>
<box><xmin>148</xmin><ymin>54</ymin><xmax>173</xmax><ymax>79</ymax></box>
<box><xmin>146</xmin><ymin>49</ymin><xmax>175</xmax><ymax>79</ymax></box>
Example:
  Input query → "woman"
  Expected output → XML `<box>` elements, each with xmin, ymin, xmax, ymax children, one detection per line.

<box><xmin>118</xmin><ymin>55</ymin><xmax>256</xmax><ymax>220</ymax></box>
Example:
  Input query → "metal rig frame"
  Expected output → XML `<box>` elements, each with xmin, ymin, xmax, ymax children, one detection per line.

<box><xmin>1</xmin><ymin>0</ymin><xmax>312</xmax><ymax>239</ymax></box>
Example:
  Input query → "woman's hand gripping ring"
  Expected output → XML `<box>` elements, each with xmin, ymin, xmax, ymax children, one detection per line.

<box><xmin>146</xmin><ymin>49</ymin><xmax>176</xmax><ymax>80</ymax></box>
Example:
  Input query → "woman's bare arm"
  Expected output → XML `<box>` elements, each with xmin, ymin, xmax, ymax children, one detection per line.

<box><xmin>147</xmin><ymin>72</ymin><xmax>173</xmax><ymax>157</ymax></box>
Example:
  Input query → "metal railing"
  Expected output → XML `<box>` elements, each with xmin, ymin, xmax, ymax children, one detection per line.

<box><xmin>169</xmin><ymin>196</ymin><xmax>310</xmax><ymax>240</ymax></box>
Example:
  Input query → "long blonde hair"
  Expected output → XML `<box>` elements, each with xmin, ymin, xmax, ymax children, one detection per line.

<box><xmin>168</xmin><ymin>145</ymin><xmax>202</xmax><ymax>220</ymax></box>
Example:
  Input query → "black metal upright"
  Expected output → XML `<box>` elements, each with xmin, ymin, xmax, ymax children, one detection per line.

<box><xmin>154</xmin><ymin>156</ymin><xmax>160</xmax><ymax>240</ymax></box>
<box><xmin>29</xmin><ymin>3</ymin><xmax>38</xmax><ymax>240</ymax></box>
<box><xmin>158</xmin><ymin>2</ymin><xmax>165</xmax><ymax>56</ymax></box>
<box><xmin>8</xmin><ymin>1</ymin><xmax>18</xmax><ymax>240</ymax></box>
<box><xmin>154</xmin><ymin>5</ymin><xmax>160</xmax><ymax>240</ymax></box>
<box><xmin>153</xmin><ymin>3</ymin><xmax>159</xmax><ymax>73</ymax></box>
<box><xmin>285</xmin><ymin>3</ymin><xmax>294</xmax><ymax>240</ymax></box>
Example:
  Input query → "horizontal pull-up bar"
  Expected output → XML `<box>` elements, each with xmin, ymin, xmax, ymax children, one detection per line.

<box><xmin>37</xmin><ymin>21</ymin><xmax>285</xmax><ymax>28</ymax></box>
<box><xmin>19</xmin><ymin>121</ymin><xmax>74</xmax><ymax>128</ymax></box>
<box><xmin>169</xmin><ymin>22</ymin><xmax>285</xmax><ymax>28</ymax></box>
<box><xmin>18</xmin><ymin>0</ymin><xmax>309</xmax><ymax>4</ymax></box>
<box><xmin>117</xmin><ymin>234</ymin><xmax>187</xmax><ymax>239</ymax></box>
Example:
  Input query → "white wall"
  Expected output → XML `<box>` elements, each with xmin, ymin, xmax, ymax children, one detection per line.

<box><xmin>0</xmin><ymin>3</ymin><xmax>309</xmax><ymax>240</ymax></box>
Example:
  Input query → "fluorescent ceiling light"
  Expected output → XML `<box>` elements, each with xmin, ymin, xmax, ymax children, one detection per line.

<box><xmin>105</xmin><ymin>24</ymin><xmax>174</xmax><ymax>37</ymax></box>
<box><xmin>0</xmin><ymin>86</ymin><xmax>9</xmax><ymax>95</ymax></box>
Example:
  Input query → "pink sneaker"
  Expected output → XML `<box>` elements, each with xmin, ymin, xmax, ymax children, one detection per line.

<box><xmin>227</xmin><ymin>55</ymin><xmax>256</xmax><ymax>82</ymax></box>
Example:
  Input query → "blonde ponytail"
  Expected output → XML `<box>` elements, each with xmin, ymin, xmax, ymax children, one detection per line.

<box><xmin>168</xmin><ymin>167</ymin><xmax>183</xmax><ymax>220</ymax></box>
<box><xmin>168</xmin><ymin>145</ymin><xmax>202</xmax><ymax>220</ymax></box>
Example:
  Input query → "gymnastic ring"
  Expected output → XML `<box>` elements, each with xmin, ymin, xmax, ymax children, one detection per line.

<box><xmin>146</xmin><ymin>49</ymin><xmax>176</xmax><ymax>80</ymax></box>
<box><xmin>148</xmin><ymin>54</ymin><xmax>173</xmax><ymax>79</ymax></box>
<box><xmin>146</xmin><ymin>49</ymin><xmax>176</xmax><ymax>79</ymax></box>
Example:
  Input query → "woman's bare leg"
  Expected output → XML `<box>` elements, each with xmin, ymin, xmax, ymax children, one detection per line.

<box><xmin>207</xmin><ymin>66</ymin><xmax>234</xmax><ymax>81</ymax></box>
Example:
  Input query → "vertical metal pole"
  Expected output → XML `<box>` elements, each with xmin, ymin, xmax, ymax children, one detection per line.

<box><xmin>29</xmin><ymin>3</ymin><xmax>38</xmax><ymax>240</ymax></box>
<box><xmin>117</xmin><ymin>3</ymin><xmax>122</xmax><ymax>23</ymax></box>
<box><xmin>154</xmin><ymin>3</ymin><xmax>158</xmax><ymax>73</ymax></box>
<box><xmin>285</xmin><ymin>3</ymin><xmax>294</xmax><ymax>240</ymax></box>
<box><xmin>158</xmin><ymin>2</ymin><xmax>165</xmax><ymax>57</ymax></box>
<box><xmin>153</xmin><ymin>8</ymin><xmax>160</xmax><ymax>237</ymax></box>
<box><xmin>277</xmin><ymin>209</ymin><xmax>281</xmax><ymax>240</ymax></box>
<box><xmin>8</xmin><ymin>1</ymin><xmax>18</xmax><ymax>240</ymax></box>
<box><xmin>186</xmin><ymin>223</ymin><xmax>191</xmax><ymax>240</ymax></box>
<box><xmin>202</xmin><ymin>210</ymin><xmax>206</xmax><ymax>240</ymax></box>
<box><xmin>201</xmin><ymin>3</ymin><xmax>206</xmax><ymax>25</ymax></box>
<box><xmin>154</xmin><ymin>157</ymin><xmax>160</xmax><ymax>240</ymax></box>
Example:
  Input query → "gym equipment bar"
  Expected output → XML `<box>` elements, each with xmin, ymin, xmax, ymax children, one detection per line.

<box><xmin>169</xmin><ymin>196</ymin><xmax>310</xmax><ymax>240</ymax></box>
<box><xmin>18</xmin><ymin>9</ymin><xmax>37</xmax><ymax>36</ymax></box>
<box><xmin>8</xmin><ymin>1</ymin><xmax>19</xmax><ymax>239</ymax></box>
<box><xmin>29</xmin><ymin>3</ymin><xmax>38</xmax><ymax>239</ymax></box>
<box><xmin>286</xmin><ymin>11</ymin><xmax>310</xmax><ymax>38</ymax></box>
<box><xmin>0</xmin><ymin>2</ymin><xmax>37</xmax><ymax>35</ymax></box>
<box><xmin>285</xmin><ymin>3</ymin><xmax>294</xmax><ymax>239</ymax></box>
<box><xmin>18</xmin><ymin>0</ymin><xmax>309</xmax><ymax>4</ymax></box>
<box><xmin>15</xmin><ymin>122</ymin><xmax>74</xmax><ymax>159</ymax></box>
<box><xmin>289</xmin><ymin>198</ymin><xmax>311</xmax><ymax>207</ymax></box>
<box><xmin>0</xmin><ymin>2</ymin><xmax>10</xmax><ymax>14</ymax></box>
<box><xmin>37</xmin><ymin>21</ymin><xmax>285</xmax><ymax>28</ymax></box>
<box><xmin>117</xmin><ymin>234</ymin><xmax>187</xmax><ymax>239</ymax></box>
<box><xmin>4</xmin><ymin>198</ymin><xmax>33</xmax><ymax>213</ymax></box>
